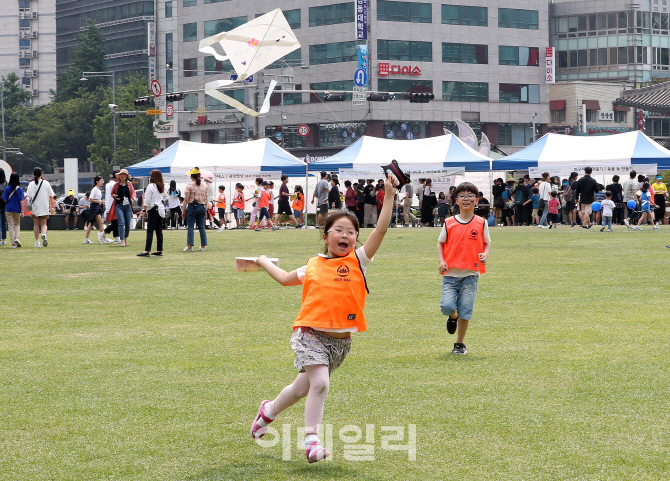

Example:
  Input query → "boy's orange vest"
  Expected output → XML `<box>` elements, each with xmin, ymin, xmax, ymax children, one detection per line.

<box><xmin>442</xmin><ymin>215</ymin><xmax>486</xmax><ymax>274</ymax></box>
<box><xmin>258</xmin><ymin>189</ymin><xmax>270</xmax><ymax>209</ymax></box>
<box><xmin>293</xmin><ymin>250</ymin><xmax>369</xmax><ymax>332</ymax></box>
<box><xmin>232</xmin><ymin>191</ymin><xmax>244</xmax><ymax>209</ymax></box>
<box><xmin>216</xmin><ymin>193</ymin><xmax>226</xmax><ymax>209</ymax></box>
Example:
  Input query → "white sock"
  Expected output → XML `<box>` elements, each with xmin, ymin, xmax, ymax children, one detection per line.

<box><xmin>264</xmin><ymin>402</ymin><xmax>275</xmax><ymax>420</ymax></box>
<box><xmin>304</xmin><ymin>434</ymin><xmax>320</xmax><ymax>448</ymax></box>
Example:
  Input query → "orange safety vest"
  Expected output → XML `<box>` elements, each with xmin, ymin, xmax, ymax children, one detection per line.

<box><xmin>292</xmin><ymin>193</ymin><xmax>304</xmax><ymax>211</ymax></box>
<box><xmin>442</xmin><ymin>215</ymin><xmax>487</xmax><ymax>274</ymax></box>
<box><xmin>216</xmin><ymin>193</ymin><xmax>226</xmax><ymax>209</ymax></box>
<box><xmin>232</xmin><ymin>191</ymin><xmax>245</xmax><ymax>209</ymax></box>
<box><xmin>293</xmin><ymin>250</ymin><xmax>369</xmax><ymax>332</ymax></box>
<box><xmin>258</xmin><ymin>189</ymin><xmax>270</xmax><ymax>209</ymax></box>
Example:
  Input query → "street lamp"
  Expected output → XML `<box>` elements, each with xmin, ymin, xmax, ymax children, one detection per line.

<box><xmin>81</xmin><ymin>71</ymin><xmax>116</xmax><ymax>158</ymax></box>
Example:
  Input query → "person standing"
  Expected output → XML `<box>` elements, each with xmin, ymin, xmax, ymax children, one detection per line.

<box><xmin>606</xmin><ymin>175</ymin><xmax>624</xmax><ymax>225</ymax></box>
<box><xmin>181</xmin><ymin>167</ymin><xmax>208</xmax><ymax>251</ymax></box>
<box><xmin>652</xmin><ymin>175</ymin><xmax>667</xmax><ymax>225</ymax></box>
<box><xmin>421</xmin><ymin>179</ymin><xmax>436</xmax><ymax>227</ymax></box>
<box><xmin>538</xmin><ymin>172</ymin><xmax>552</xmax><ymax>228</ymax></box>
<box><xmin>328</xmin><ymin>178</ymin><xmax>342</xmax><ymax>210</ymax></box>
<box><xmin>138</xmin><ymin>169</ymin><xmax>168</xmax><ymax>257</ymax></box>
<box><xmin>274</xmin><ymin>175</ymin><xmax>299</xmax><ymax>228</ymax></box>
<box><xmin>311</xmin><ymin>171</ymin><xmax>331</xmax><ymax>226</ymax></box>
<box><xmin>109</xmin><ymin>169</ymin><xmax>137</xmax><ymax>247</ymax></box>
<box><xmin>355</xmin><ymin>179</ymin><xmax>366</xmax><ymax>227</ymax></box>
<box><xmin>167</xmin><ymin>180</ymin><xmax>182</xmax><ymax>229</ymax></box>
<box><xmin>216</xmin><ymin>185</ymin><xmax>228</xmax><ymax>232</ymax></box>
<box><xmin>513</xmin><ymin>178</ymin><xmax>528</xmax><ymax>226</ymax></box>
<box><xmin>401</xmin><ymin>181</ymin><xmax>417</xmax><ymax>227</ymax></box>
<box><xmin>102</xmin><ymin>171</ymin><xmax>120</xmax><ymax>243</ymax></box>
<box><xmin>363</xmin><ymin>179</ymin><xmax>377</xmax><ymax>227</ymax></box>
<box><xmin>291</xmin><ymin>185</ymin><xmax>305</xmax><ymax>227</ymax></box>
<box><xmin>83</xmin><ymin>176</ymin><xmax>110</xmax><ymax>244</ymax></box>
<box><xmin>344</xmin><ymin>180</ymin><xmax>356</xmax><ymax>214</ymax></box>
<box><xmin>26</xmin><ymin>167</ymin><xmax>54</xmax><ymax>248</ymax></box>
<box><xmin>622</xmin><ymin>170</ymin><xmax>638</xmax><ymax>228</ymax></box>
<box><xmin>0</xmin><ymin>169</ymin><xmax>7</xmax><ymax>245</ymax></box>
<box><xmin>491</xmin><ymin>178</ymin><xmax>506</xmax><ymax>226</ymax></box>
<box><xmin>79</xmin><ymin>192</ymin><xmax>91</xmax><ymax>230</ymax></box>
<box><xmin>62</xmin><ymin>189</ymin><xmax>79</xmax><ymax>230</ymax></box>
<box><xmin>2</xmin><ymin>172</ymin><xmax>25</xmax><ymax>248</ymax></box>
<box><xmin>574</xmin><ymin>167</ymin><xmax>600</xmax><ymax>229</ymax></box>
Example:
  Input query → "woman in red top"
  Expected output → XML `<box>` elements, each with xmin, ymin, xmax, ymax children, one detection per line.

<box><xmin>344</xmin><ymin>180</ymin><xmax>357</xmax><ymax>214</ymax></box>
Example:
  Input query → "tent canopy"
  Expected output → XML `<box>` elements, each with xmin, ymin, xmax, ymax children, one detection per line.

<box><xmin>307</xmin><ymin>134</ymin><xmax>492</xmax><ymax>173</ymax></box>
<box><xmin>493</xmin><ymin>131</ymin><xmax>670</xmax><ymax>170</ymax></box>
<box><xmin>126</xmin><ymin>139</ymin><xmax>306</xmax><ymax>177</ymax></box>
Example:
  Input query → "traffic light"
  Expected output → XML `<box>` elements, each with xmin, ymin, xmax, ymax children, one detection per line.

<box><xmin>324</xmin><ymin>92</ymin><xmax>345</xmax><ymax>102</ymax></box>
<box><xmin>134</xmin><ymin>96</ymin><xmax>154</xmax><ymax>106</ymax></box>
<box><xmin>166</xmin><ymin>92</ymin><xmax>185</xmax><ymax>101</ymax></box>
<box><xmin>367</xmin><ymin>93</ymin><xmax>393</xmax><ymax>102</ymax></box>
<box><xmin>118</xmin><ymin>112</ymin><xmax>136</xmax><ymax>118</ymax></box>
<box><xmin>408</xmin><ymin>92</ymin><xmax>434</xmax><ymax>103</ymax></box>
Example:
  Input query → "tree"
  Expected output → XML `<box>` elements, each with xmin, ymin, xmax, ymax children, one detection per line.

<box><xmin>55</xmin><ymin>19</ymin><xmax>108</xmax><ymax>102</ymax></box>
<box><xmin>88</xmin><ymin>73</ymin><xmax>158</xmax><ymax>177</ymax></box>
<box><xmin>1</xmin><ymin>73</ymin><xmax>31</xmax><ymax>110</ymax></box>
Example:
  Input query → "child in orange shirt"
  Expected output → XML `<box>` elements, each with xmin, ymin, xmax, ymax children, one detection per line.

<box><xmin>437</xmin><ymin>182</ymin><xmax>491</xmax><ymax>355</ymax></box>
<box><xmin>251</xmin><ymin>174</ymin><xmax>399</xmax><ymax>463</ymax></box>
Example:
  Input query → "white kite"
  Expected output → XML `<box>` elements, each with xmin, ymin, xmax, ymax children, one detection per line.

<box><xmin>199</xmin><ymin>9</ymin><xmax>301</xmax><ymax>117</ymax></box>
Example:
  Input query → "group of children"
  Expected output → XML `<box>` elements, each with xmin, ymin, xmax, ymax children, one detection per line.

<box><xmin>250</xmin><ymin>177</ymin><xmax>489</xmax><ymax>463</ymax></box>
<box><xmin>230</xmin><ymin>177</ymin><xmax>306</xmax><ymax>230</ymax></box>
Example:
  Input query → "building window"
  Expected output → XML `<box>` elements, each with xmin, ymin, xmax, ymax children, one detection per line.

<box><xmin>205</xmin><ymin>0</ymin><xmax>232</xmax><ymax>3</ymax></box>
<box><xmin>499</xmin><ymin>46</ymin><xmax>539</xmax><ymax>66</ymax></box>
<box><xmin>165</xmin><ymin>1</ymin><xmax>172</xmax><ymax>17</ymax></box>
<box><xmin>166</xmin><ymin>70</ymin><xmax>173</xmax><ymax>93</ymax></box>
<box><xmin>585</xmin><ymin>109</ymin><xmax>597</xmax><ymax>123</ymax></box>
<box><xmin>19</xmin><ymin>20</ymin><xmax>31</xmax><ymax>29</ymax></box>
<box><xmin>166</xmin><ymin>33</ymin><xmax>173</xmax><ymax>65</ymax></box>
<box><xmin>183</xmin><ymin>58</ymin><xmax>197</xmax><ymax>77</ymax></box>
<box><xmin>442</xmin><ymin>5</ymin><xmax>487</xmax><ymax>26</ymax></box>
<box><xmin>19</xmin><ymin>39</ymin><xmax>31</xmax><ymax>49</ymax></box>
<box><xmin>378</xmin><ymin>79</ymin><xmax>433</xmax><ymax>100</ymax></box>
<box><xmin>309</xmin><ymin>3</ymin><xmax>355</xmax><ymax>27</ymax></box>
<box><xmin>19</xmin><ymin>58</ymin><xmax>31</xmax><ymax>68</ymax></box>
<box><xmin>204</xmin><ymin>56</ymin><xmax>234</xmax><ymax>74</ymax></box>
<box><xmin>271</xmin><ymin>85</ymin><xmax>303</xmax><ymax>106</ymax></box>
<box><xmin>377</xmin><ymin>40</ymin><xmax>432</xmax><ymax>61</ymax></box>
<box><xmin>653</xmin><ymin>47</ymin><xmax>669</xmax><ymax>69</ymax></box>
<box><xmin>498</xmin><ymin>8</ymin><xmax>539</xmax><ymax>29</ymax></box>
<box><xmin>309</xmin><ymin>41</ymin><xmax>358</xmax><ymax>65</ymax></box>
<box><xmin>183</xmin><ymin>23</ymin><xmax>197</xmax><ymax>42</ymax></box>
<box><xmin>206</xmin><ymin>90</ymin><xmax>243</xmax><ymax>110</ymax></box>
<box><xmin>183</xmin><ymin>0</ymin><xmax>196</xmax><ymax>6</ymax></box>
<box><xmin>318</xmin><ymin>122</ymin><xmax>366</xmax><ymax>147</ymax></box>
<box><xmin>442</xmin><ymin>81</ymin><xmax>488</xmax><ymax>102</ymax></box>
<box><xmin>443</xmin><ymin>43</ymin><xmax>487</xmax><ymax>64</ymax></box>
<box><xmin>285</xmin><ymin>9</ymin><xmax>301</xmax><ymax>29</ymax></box>
<box><xmin>499</xmin><ymin>84</ymin><xmax>539</xmax><ymax>103</ymax></box>
<box><xmin>22</xmin><ymin>77</ymin><xmax>31</xmax><ymax>86</ymax></box>
<box><xmin>497</xmin><ymin>124</ymin><xmax>534</xmax><ymax>146</ymax></box>
<box><xmin>19</xmin><ymin>1</ymin><xmax>30</xmax><ymax>10</ymax></box>
<box><xmin>184</xmin><ymin>93</ymin><xmax>198</xmax><ymax>110</ymax></box>
<box><xmin>551</xmin><ymin>110</ymin><xmax>566</xmax><ymax>123</ymax></box>
<box><xmin>614</xmin><ymin>111</ymin><xmax>627</xmax><ymax>123</ymax></box>
<box><xmin>267</xmin><ymin>48</ymin><xmax>301</xmax><ymax>69</ymax></box>
<box><xmin>378</xmin><ymin>1</ymin><xmax>431</xmax><ymax>23</ymax></box>
<box><xmin>204</xmin><ymin>17</ymin><xmax>247</xmax><ymax>37</ymax></box>
<box><xmin>310</xmin><ymin>81</ymin><xmax>354</xmax><ymax>102</ymax></box>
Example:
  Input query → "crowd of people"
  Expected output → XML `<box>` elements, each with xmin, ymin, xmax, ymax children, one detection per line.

<box><xmin>490</xmin><ymin>168</ymin><xmax>668</xmax><ymax>230</ymax></box>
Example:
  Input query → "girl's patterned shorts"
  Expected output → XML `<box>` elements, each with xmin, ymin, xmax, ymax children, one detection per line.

<box><xmin>290</xmin><ymin>327</ymin><xmax>352</xmax><ymax>374</ymax></box>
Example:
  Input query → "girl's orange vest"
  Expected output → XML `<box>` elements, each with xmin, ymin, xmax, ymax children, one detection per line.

<box><xmin>442</xmin><ymin>215</ymin><xmax>487</xmax><ymax>274</ymax></box>
<box><xmin>292</xmin><ymin>193</ymin><xmax>304</xmax><ymax>211</ymax></box>
<box><xmin>293</xmin><ymin>250</ymin><xmax>369</xmax><ymax>332</ymax></box>
<box><xmin>232</xmin><ymin>191</ymin><xmax>245</xmax><ymax>209</ymax></box>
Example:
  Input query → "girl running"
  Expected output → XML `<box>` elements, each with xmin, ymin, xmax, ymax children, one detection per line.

<box><xmin>251</xmin><ymin>173</ymin><xmax>399</xmax><ymax>463</ymax></box>
<box><xmin>634</xmin><ymin>182</ymin><xmax>658</xmax><ymax>231</ymax></box>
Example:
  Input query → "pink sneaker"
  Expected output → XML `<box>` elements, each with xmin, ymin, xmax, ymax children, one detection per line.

<box><xmin>250</xmin><ymin>400</ymin><xmax>273</xmax><ymax>439</ymax></box>
<box><xmin>306</xmin><ymin>441</ymin><xmax>331</xmax><ymax>463</ymax></box>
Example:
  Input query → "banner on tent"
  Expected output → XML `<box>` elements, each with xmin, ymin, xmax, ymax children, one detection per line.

<box><xmin>163</xmin><ymin>171</ymin><xmax>283</xmax><ymax>183</ymax></box>
<box><xmin>338</xmin><ymin>167</ymin><xmax>465</xmax><ymax>179</ymax></box>
<box><xmin>529</xmin><ymin>164</ymin><xmax>657</xmax><ymax>178</ymax></box>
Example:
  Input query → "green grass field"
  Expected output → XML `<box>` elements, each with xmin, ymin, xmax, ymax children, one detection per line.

<box><xmin>1</xmin><ymin>225</ymin><xmax>669</xmax><ymax>480</ymax></box>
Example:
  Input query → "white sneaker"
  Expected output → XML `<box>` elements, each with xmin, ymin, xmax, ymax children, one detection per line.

<box><xmin>653</xmin><ymin>226</ymin><xmax>659</xmax><ymax>230</ymax></box>
<box><xmin>97</xmin><ymin>231</ymin><xmax>104</xmax><ymax>244</ymax></box>
<box><xmin>83</xmin><ymin>238</ymin><xmax>93</xmax><ymax>244</ymax></box>
<box><xmin>635</xmin><ymin>226</ymin><xmax>643</xmax><ymax>231</ymax></box>
<box><xmin>624</xmin><ymin>219</ymin><xmax>630</xmax><ymax>228</ymax></box>
<box><xmin>115</xmin><ymin>239</ymin><xmax>122</xmax><ymax>244</ymax></box>
<box><xmin>217</xmin><ymin>227</ymin><xmax>225</xmax><ymax>233</ymax></box>
<box><xmin>14</xmin><ymin>237</ymin><xmax>21</xmax><ymax>248</ymax></box>
<box><xmin>104</xmin><ymin>238</ymin><xmax>115</xmax><ymax>244</ymax></box>
<box><xmin>41</xmin><ymin>232</ymin><xmax>48</xmax><ymax>247</ymax></box>
<box><xmin>34</xmin><ymin>241</ymin><xmax>41</xmax><ymax>248</ymax></box>
<box><xmin>199</xmin><ymin>246</ymin><xmax>207</xmax><ymax>251</ymax></box>
<box><xmin>183</xmin><ymin>246</ymin><xmax>193</xmax><ymax>252</ymax></box>
<box><xmin>0</xmin><ymin>240</ymin><xmax>6</xmax><ymax>246</ymax></box>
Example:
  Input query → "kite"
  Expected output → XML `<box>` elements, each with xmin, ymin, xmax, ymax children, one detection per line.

<box><xmin>198</xmin><ymin>9</ymin><xmax>301</xmax><ymax>117</ymax></box>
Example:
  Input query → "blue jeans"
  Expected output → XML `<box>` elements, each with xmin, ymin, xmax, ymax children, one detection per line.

<box><xmin>440</xmin><ymin>275</ymin><xmax>478</xmax><ymax>321</ymax></box>
<box><xmin>539</xmin><ymin>200</ymin><xmax>549</xmax><ymax>226</ymax></box>
<box><xmin>0</xmin><ymin>207</ymin><xmax>6</xmax><ymax>240</ymax></box>
<box><xmin>187</xmin><ymin>203</ymin><xmax>207</xmax><ymax>247</ymax></box>
<box><xmin>602</xmin><ymin>215</ymin><xmax>612</xmax><ymax>229</ymax></box>
<box><xmin>115</xmin><ymin>203</ymin><xmax>133</xmax><ymax>241</ymax></box>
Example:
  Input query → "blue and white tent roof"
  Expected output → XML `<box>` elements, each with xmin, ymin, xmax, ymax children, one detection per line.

<box><xmin>493</xmin><ymin>131</ymin><xmax>670</xmax><ymax>170</ymax></box>
<box><xmin>307</xmin><ymin>134</ymin><xmax>492</xmax><ymax>173</ymax></box>
<box><xmin>126</xmin><ymin>139</ymin><xmax>306</xmax><ymax>177</ymax></box>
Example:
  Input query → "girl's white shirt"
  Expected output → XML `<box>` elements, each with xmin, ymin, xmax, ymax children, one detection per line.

<box><xmin>144</xmin><ymin>183</ymin><xmax>168</xmax><ymax>217</ymax></box>
<box><xmin>26</xmin><ymin>179</ymin><xmax>54</xmax><ymax>216</ymax></box>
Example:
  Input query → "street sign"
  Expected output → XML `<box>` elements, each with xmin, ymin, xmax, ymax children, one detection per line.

<box><xmin>354</xmin><ymin>68</ymin><xmax>368</xmax><ymax>87</ymax></box>
<box><xmin>146</xmin><ymin>109</ymin><xmax>162</xmax><ymax>115</ymax></box>
<box><xmin>230</xmin><ymin>74</ymin><xmax>254</xmax><ymax>83</ymax></box>
<box><xmin>275</xmin><ymin>132</ymin><xmax>282</xmax><ymax>140</ymax></box>
<box><xmin>150</xmin><ymin>79</ymin><xmax>161</xmax><ymax>97</ymax></box>
<box><xmin>298</xmin><ymin>124</ymin><xmax>310</xmax><ymax>137</ymax></box>
<box><xmin>352</xmin><ymin>86</ymin><xmax>367</xmax><ymax>106</ymax></box>
<box><xmin>166</xmin><ymin>105</ymin><xmax>174</xmax><ymax>117</ymax></box>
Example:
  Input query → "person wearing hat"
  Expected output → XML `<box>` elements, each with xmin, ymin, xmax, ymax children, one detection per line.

<box><xmin>652</xmin><ymin>175</ymin><xmax>667</xmax><ymax>225</ymax></box>
<box><xmin>62</xmin><ymin>189</ymin><xmax>79</xmax><ymax>230</ymax></box>
<box><xmin>108</xmin><ymin>169</ymin><xmax>137</xmax><ymax>247</ymax></box>
<box><xmin>181</xmin><ymin>167</ymin><xmax>208</xmax><ymax>251</ymax></box>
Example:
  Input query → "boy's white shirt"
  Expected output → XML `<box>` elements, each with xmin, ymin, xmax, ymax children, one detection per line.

<box><xmin>600</xmin><ymin>199</ymin><xmax>616</xmax><ymax>216</ymax></box>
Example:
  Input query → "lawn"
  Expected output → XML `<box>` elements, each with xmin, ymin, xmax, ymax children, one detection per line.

<box><xmin>1</xmin><ymin>225</ymin><xmax>669</xmax><ymax>480</ymax></box>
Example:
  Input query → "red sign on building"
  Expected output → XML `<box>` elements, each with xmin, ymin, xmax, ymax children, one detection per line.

<box><xmin>378</xmin><ymin>63</ymin><xmax>421</xmax><ymax>76</ymax></box>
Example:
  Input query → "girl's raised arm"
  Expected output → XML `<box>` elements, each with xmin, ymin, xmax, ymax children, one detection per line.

<box><xmin>363</xmin><ymin>174</ymin><xmax>398</xmax><ymax>259</ymax></box>
<box><xmin>255</xmin><ymin>255</ymin><xmax>302</xmax><ymax>286</ymax></box>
